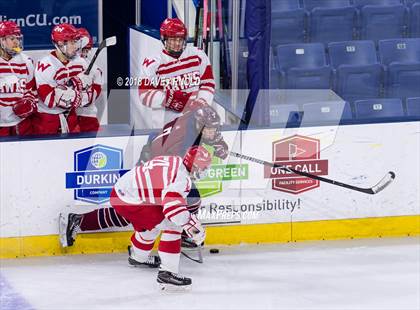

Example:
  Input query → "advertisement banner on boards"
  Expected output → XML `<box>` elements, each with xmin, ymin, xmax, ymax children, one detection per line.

<box><xmin>0</xmin><ymin>0</ymin><xmax>99</xmax><ymax>49</ymax></box>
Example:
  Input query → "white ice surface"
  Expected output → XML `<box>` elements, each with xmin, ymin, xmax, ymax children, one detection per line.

<box><xmin>1</xmin><ymin>237</ymin><xmax>419</xmax><ymax>310</ymax></box>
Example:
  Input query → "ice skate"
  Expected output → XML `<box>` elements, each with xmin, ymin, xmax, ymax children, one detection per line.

<box><xmin>59</xmin><ymin>213</ymin><xmax>82</xmax><ymax>247</ymax></box>
<box><xmin>157</xmin><ymin>270</ymin><xmax>192</xmax><ymax>291</ymax></box>
<box><xmin>127</xmin><ymin>246</ymin><xmax>161</xmax><ymax>268</ymax></box>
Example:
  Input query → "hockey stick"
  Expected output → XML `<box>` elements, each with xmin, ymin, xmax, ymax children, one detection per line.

<box><xmin>181</xmin><ymin>248</ymin><xmax>203</xmax><ymax>264</ymax></box>
<box><xmin>202</xmin><ymin>0</ymin><xmax>209</xmax><ymax>53</ymax></box>
<box><xmin>62</xmin><ymin>36</ymin><xmax>117</xmax><ymax>127</ymax></box>
<box><xmin>181</xmin><ymin>238</ymin><xmax>203</xmax><ymax>263</ymax></box>
<box><xmin>85</xmin><ymin>36</ymin><xmax>117</xmax><ymax>75</ymax></box>
<box><xmin>229</xmin><ymin>151</ymin><xmax>395</xmax><ymax>195</ymax></box>
<box><xmin>194</xmin><ymin>0</ymin><xmax>204</xmax><ymax>48</ymax></box>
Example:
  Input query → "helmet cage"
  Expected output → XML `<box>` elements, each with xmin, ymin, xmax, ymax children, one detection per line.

<box><xmin>0</xmin><ymin>34</ymin><xmax>23</xmax><ymax>56</ymax></box>
<box><xmin>54</xmin><ymin>39</ymin><xmax>81</xmax><ymax>60</ymax></box>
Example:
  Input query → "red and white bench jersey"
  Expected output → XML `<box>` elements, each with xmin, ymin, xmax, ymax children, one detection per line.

<box><xmin>138</xmin><ymin>46</ymin><xmax>215</xmax><ymax>109</ymax></box>
<box><xmin>35</xmin><ymin>51</ymin><xmax>95</xmax><ymax>114</ymax></box>
<box><xmin>114</xmin><ymin>155</ymin><xmax>192</xmax><ymax>226</ymax></box>
<box><xmin>0</xmin><ymin>52</ymin><xmax>36</xmax><ymax>126</ymax></box>
<box><xmin>76</xmin><ymin>63</ymin><xmax>103</xmax><ymax>117</ymax></box>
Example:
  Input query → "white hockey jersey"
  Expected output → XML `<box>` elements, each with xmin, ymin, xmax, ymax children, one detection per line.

<box><xmin>137</xmin><ymin>46</ymin><xmax>215</xmax><ymax>125</ymax></box>
<box><xmin>114</xmin><ymin>156</ymin><xmax>192</xmax><ymax>226</ymax></box>
<box><xmin>0</xmin><ymin>53</ymin><xmax>36</xmax><ymax>127</ymax></box>
<box><xmin>35</xmin><ymin>51</ymin><xmax>101</xmax><ymax>116</ymax></box>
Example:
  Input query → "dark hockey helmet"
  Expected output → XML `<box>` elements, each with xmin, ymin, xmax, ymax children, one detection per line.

<box><xmin>194</xmin><ymin>106</ymin><xmax>221</xmax><ymax>142</ymax></box>
<box><xmin>160</xmin><ymin>18</ymin><xmax>187</xmax><ymax>57</ymax></box>
<box><xmin>194</xmin><ymin>106</ymin><xmax>220</xmax><ymax>129</ymax></box>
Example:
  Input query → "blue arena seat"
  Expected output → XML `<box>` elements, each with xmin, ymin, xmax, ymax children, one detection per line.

<box><xmin>302</xmin><ymin>101</ymin><xmax>353</xmax><ymax>122</ymax></box>
<box><xmin>355</xmin><ymin>98</ymin><xmax>405</xmax><ymax>119</ymax></box>
<box><xmin>272</xmin><ymin>0</ymin><xmax>301</xmax><ymax>11</ymax></box>
<box><xmin>353</xmin><ymin>0</ymin><xmax>402</xmax><ymax>7</ymax></box>
<box><xmin>411</xmin><ymin>3</ymin><xmax>420</xmax><ymax>37</ymax></box>
<box><xmin>328</xmin><ymin>40</ymin><xmax>382</xmax><ymax>101</ymax></box>
<box><xmin>304</xmin><ymin>0</ymin><xmax>356</xmax><ymax>44</ymax></box>
<box><xmin>405</xmin><ymin>0</ymin><xmax>420</xmax><ymax>6</ymax></box>
<box><xmin>359</xmin><ymin>4</ymin><xmax>407</xmax><ymax>41</ymax></box>
<box><xmin>275</xmin><ymin>43</ymin><xmax>332</xmax><ymax>89</ymax></box>
<box><xmin>379</xmin><ymin>39</ymin><xmax>420</xmax><ymax>98</ymax></box>
<box><xmin>406</xmin><ymin>97</ymin><xmax>420</xmax><ymax>116</ymax></box>
<box><xmin>303</xmin><ymin>0</ymin><xmax>351</xmax><ymax>10</ymax></box>
<box><xmin>379</xmin><ymin>38</ymin><xmax>420</xmax><ymax>63</ymax></box>
<box><xmin>271</xmin><ymin>0</ymin><xmax>306</xmax><ymax>45</ymax></box>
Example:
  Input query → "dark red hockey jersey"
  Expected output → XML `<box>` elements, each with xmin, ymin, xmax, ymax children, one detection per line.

<box><xmin>149</xmin><ymin>109</ymin><xmax>228</xmax><ymax>160</ymax></box>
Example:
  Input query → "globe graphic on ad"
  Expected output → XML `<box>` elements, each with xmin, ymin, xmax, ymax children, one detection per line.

<box><xmin>91</xmin><ymin>152</ymin><xmax>107</xmax><ymax>169</ymax></box>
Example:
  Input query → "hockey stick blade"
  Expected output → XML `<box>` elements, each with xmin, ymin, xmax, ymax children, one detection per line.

<box><xmin>229</xmin><ymin>151</ymin><xmax>396</xmax><ymax>195</ymax></box>
<box><xmin>104</xmin><ymin>36</ymin><xmax>117</xmax><ymax>47</ymax></box>
<box><xmin>367</xmin><ymin>171</ymin><xmax>396</xmax><ymax>194</ymax></box>
<box><xmin>181</xmin><ymin>249</ymin><xmax>203</xmax><ymax>264</ymax></box>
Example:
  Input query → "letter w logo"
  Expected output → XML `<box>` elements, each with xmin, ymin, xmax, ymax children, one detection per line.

<box><xmin>143</xmin><ymin>58</ymin><xmax>155</xmax><ymax>67</ymax></box>
<box><xmin>37</xmin><ymin>63</ymin><xmax>51</xmax><ymax>72</ymax></box>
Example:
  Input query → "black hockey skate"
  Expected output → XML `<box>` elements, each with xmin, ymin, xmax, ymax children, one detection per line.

<box><xmin>127</xmin><ymin>246</ymin><xmax>160</xmax><ymax>268</ymax></box>
<box><xmin>59</xmin><ymin>213</ymin><xmax>82</xmax><ymax>247</ymax></box>
<box><xmin>157</xmin><ymin>270</ymin><xmax>192</xmax><ymax>291</ymax></box>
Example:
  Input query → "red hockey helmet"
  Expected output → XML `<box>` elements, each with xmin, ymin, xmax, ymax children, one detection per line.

<box><xmin>51</xmin><ymin>23</ymin><xmax>80</xmax><ymax>43</ymax></box>
<box><xmin>78</xmin><ymin>27</ymin><xmax>93</xmax><ymax>49</ymax></box>
<box><xmin>51</xmin><ymin>23</ymin><xmax>81</xmax><ymax>60</ymax></box>
<box><xmin>0</xmin><ymin>21</ymin><xmax>23</xmax><ymax>56</ymax></box>
<box><xmin>0</xmin><ymin>21</ymin><xmax>22</xmax><ymax>37</ymax></box>
<box><xmin>183</xmin><ymin>146</ymin><xmax>212</xmax><ymax>179</ymax></box>
<box><xmin>160</xmin><ymin>18</ymin><xmax>187</xmax><ymax>57</ymax></box>
<box><xmin>160</xmin><ymin>18</ymin><xmax>187</xmax><ymax>39</ymax></box>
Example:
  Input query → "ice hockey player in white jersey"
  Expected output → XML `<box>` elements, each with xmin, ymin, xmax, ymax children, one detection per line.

<box><xmin>138</xmin><ymin>18</ymin><xmax>215</xmax><ymax>128</ymax></box>
<box><xmin>76</xmin><ymin>27</ymin><xmax>103</xmax><ymax>132</ymax></box>
<box><xmin>111</xmin><ymin>145</ymin><xmax>210</xmax><ymax>290</ymax></box>
<box><xmin>34</xmin><ymin>23</ymin><xmax>94</xmax><ymax>134</ymax></box>
<box><xmin>0</xmin><ymin>21</ymin><xmax>37</xmax><ymax>136</ymax></box>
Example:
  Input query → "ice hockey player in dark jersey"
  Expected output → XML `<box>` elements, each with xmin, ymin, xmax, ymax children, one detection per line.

<box><xmin>59</xmin><ymin>105</ymin><xmax>228</xmax><ymax>249</ymax></box>
<box><xmin>139</xmin><ymin>105</ymin><xmax>228</xmax><ymax>164</ymax></box>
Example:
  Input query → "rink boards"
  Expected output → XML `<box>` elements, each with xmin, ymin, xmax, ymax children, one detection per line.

<box><xmin>0</xmin><ymin>122</ymin><xmax>419</xmax><ymax>258</ymax></box>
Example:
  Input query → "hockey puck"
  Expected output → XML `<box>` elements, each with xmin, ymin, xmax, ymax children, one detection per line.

<box><xmin>209</xmin><ymin>248</ymin><xmax>219</xmax><ymax>254</ymax></box>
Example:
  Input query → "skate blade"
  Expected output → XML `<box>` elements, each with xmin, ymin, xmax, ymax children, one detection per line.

<box><xmin>58</xmin><ymin>213</ymin><xmax>69</xmax><ymax>248</ymax></box>
<box><xmin>158</xmin><ymin>283</ymin><xmax>192</xmax><ymax>292</ymax></box>
<box><xmin>128</xmin><ymin>259</ymin><xmax>159</xmax><ymax>269</ymax></box>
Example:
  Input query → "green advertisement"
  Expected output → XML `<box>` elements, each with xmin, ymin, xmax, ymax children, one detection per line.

<box><xmin>196</xmin><ymin>145</ymin><xmax>249</xmax><ymax>197</ymax></box>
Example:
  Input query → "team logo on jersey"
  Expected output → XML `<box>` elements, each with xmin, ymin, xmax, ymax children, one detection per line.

<box><xmin>65</xmin><ymin>144</ymin><xmax>129</xmax><ymax>204</ymax></box>
<box><xmin>37</xmin><ymin>62</ymin><xmax>51</xmax><ymax>72</ymax></box>
<box><xmin>265</xmin><ymin>135</ymin><xmax>328</xmax><ymax>194</ymax></box>
<box><xmin>143</xmin><ymin>58</ymin><xmax>155</xmax><ymax>67</ymax></box>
